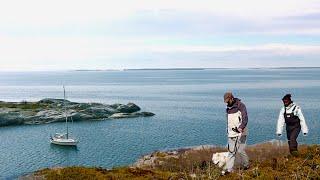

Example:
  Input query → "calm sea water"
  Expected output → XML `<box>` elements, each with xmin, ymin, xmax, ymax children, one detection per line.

<box><xmin>0</xmin><ymin>69</ymin><xmax>319</xmax><ymax>178</ymax></box>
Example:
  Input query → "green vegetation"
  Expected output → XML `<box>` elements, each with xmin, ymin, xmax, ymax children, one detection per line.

<box><xmin>33</xmin><ymin>143</ymin><xmax>320</xmax><ymax>179</ymax></box>
<box><xmin>0</xmin><ymin>101</ymin><xmax>47</xmax><ymax>110</ymax></box>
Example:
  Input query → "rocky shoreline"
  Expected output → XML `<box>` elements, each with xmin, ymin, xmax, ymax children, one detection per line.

<box><xmin>0</xmin><ymin>98</ymin><xmax>155</xmax><ymax>126</ymax></box>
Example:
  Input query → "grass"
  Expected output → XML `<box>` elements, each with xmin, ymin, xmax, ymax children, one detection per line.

<box><xmin>36</xmin><ymin>167</ymin><xmax>185</xmax><ymax>180</ymax></box>
<box><xmin>32</xmin><ymin>142</ymin><xmax>320</xmax><ymax>179</ymax></box>
<box><xmin>227</xmin><ymin>144</ymin><xmax>320</xmax><ymax>179</ymax></box>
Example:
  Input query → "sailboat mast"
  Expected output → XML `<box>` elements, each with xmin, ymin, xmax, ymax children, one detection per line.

<box><xmin>64</xmin><ymin>85</ymin><xmax>69</xmax><ymax>139</ymax></box>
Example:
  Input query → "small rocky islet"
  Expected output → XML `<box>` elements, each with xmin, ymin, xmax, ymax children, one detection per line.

<box><xmin>0</xmin><ymin>98</ymin><xmax>155</xmax><ymax>126</ymax></box>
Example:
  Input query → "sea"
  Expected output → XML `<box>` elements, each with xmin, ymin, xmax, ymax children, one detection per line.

<box><xmin>0</xmin><ymin>68</ymin><xmax>319</xmax><ymax>178</ymax></box>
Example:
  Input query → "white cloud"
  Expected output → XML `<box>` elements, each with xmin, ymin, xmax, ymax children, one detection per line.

<box><xmin>0</xmin><ymin>33</ymin><xmax>319</xmax><ymax>70</ymax></box>
<box><xmin>0</xmin><ymin>0</ymin><xmax>320</xmax><ymax>70</ymax></box>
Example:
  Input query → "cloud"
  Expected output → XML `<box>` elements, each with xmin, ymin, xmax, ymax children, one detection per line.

<box><xmin>0</xmin><ymin>34</ymin><xmax>319</xmax><ymax>70</ymax></box>
<box><xmin>1</xmin><ymin>0</ymin><xmax>320</xmax><ymax>36</ymax></box>
<box><xmin>0</xmin><ymin>0</ymin><xmax>320</xmax><ymax>70</ymax></box>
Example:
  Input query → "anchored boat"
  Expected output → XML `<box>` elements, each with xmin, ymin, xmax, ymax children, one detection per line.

<box><xmin>50</xmin><ymin>86</ymin><xmax>78</xmax><ymax>146</ymax></box>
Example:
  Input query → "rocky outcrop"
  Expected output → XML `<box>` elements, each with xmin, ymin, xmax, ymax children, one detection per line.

<box><xmin>109</xmin><ymin>112</ymin><xmax>155</xmax><ymax>119</ymax></box>
<box><xmin>134</xmin><ymin>151</ymin><xmax>179</xmax><ymax>168</ymax></box>
<box><xmin>0</xmin><ymin>99</ymin><xmax>155</xmax><ymax>126</ymax></box>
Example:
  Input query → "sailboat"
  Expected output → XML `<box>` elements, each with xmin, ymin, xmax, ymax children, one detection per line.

<box><xmin>50</xmin><ymin>86</ymin><xmax>78</xmax><ymax>146</ymax></box>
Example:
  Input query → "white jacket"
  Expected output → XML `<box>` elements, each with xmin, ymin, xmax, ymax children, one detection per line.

<box><xmin>276</xmin><ymin>103</ymin><xmax>309</xmax><ymax>135</ymax></box>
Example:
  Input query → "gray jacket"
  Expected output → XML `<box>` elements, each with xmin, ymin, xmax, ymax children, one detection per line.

<box><xmin>226</xmin><ymin>98</ymin><xmax>248</xmax><ymax>130</ymax></box>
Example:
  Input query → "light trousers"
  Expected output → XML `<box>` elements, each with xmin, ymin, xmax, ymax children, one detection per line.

<box><xmin>226</xmin><ymin>135</ymin><xmax>249</xmax><ymax>172</ymax></box>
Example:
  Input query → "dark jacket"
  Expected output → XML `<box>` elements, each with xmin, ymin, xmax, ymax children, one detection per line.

<box><xmin>226</xmin><ymin>98</ymin><xmax>248</xmax><ymax>129</ymax></box>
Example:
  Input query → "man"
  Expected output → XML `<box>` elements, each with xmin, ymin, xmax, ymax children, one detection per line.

<box><xmin>223</xmin><ymin>92</ymin><xmax>249</xmax><ymax>175</ymax></box>
<box><xmin>276</xmin><ymin>94</ymin><xmax>308</xmax><ymax>155</ymax></box>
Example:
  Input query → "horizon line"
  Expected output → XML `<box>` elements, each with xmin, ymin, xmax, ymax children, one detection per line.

<box><xmin>0</xmin><ymin>66</ymin><xmax>320</xmax><ymax>72</ymax></box>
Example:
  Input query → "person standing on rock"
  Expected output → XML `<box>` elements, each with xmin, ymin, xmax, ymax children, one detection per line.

<box><xmin>276</xmin><ymin>94</ymin><xmax>308</xmax><ymax>156</ymax></box>
<box><xmin>223</xmin><ymin>92</ymin><xmax>249</xmax><ymax>175</ymax></box>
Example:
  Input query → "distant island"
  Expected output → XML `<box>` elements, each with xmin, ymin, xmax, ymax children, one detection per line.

<box><xmin>75</xmin><ymin>68</ymin><xmax>209</xmax><ymax>71</ymax></box>
<box><xmin>124</xmin><ymin>68</ymin><xmax>208</xmax><ymax>71</ymax></box>
<box><xmin>0</xmin><ymin>99</ymin><xmax>155</xmax><ymax>126</ymax></box>
<box><xmin>74</xmin><ymin>67</ymin><xmax>320</xmax><ymax>72</ymax></box>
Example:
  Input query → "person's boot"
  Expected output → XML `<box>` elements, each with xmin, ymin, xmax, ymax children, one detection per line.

<box><xmin>290</xmin><ymin>150</ymin><xmax>299</xmax><ymax>157</ymax></box>
<box><xmin>221</xmin><ymin>170</ymin><xmax>231</xmax><ymax>176</ymax></box>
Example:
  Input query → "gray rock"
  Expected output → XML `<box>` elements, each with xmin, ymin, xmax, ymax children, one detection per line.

<box><xmin>139</xmin><ymin>112</ymin><xmax>155</xmax><ymax>117</ymax></box>
<box><xmin>116</xmin><ymin>103</ymin><xmax>141</xmax><ymax>113</ymax></box>
<box><xmin>109</xmin><ymin>113</ymin><xmax>139</xmax><ymax>119</ymax></box>
<box><xmin>0</xmin><ymin>111</ymin><xmax>25</xmax><ymax>126</ymax></box>
<box><xmin>109</xmin><ymin>111</ymin><xmax>155</xmax><ymax>119</ymax></box>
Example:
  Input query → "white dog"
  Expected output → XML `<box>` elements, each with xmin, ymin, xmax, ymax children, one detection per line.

<box><xmin>212</xmin><ymin>152</ymin><xmax>229</xmax><ymax>171</ymax></box>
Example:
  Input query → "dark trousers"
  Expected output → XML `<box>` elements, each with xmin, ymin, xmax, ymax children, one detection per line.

<box><xmin>286</xmin><ymin>124</ymin><xmax>301</xmax><ymax>153</ymax></box>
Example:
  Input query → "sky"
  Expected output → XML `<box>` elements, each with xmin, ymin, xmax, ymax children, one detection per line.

<box><xmin>0</xmin><ymin>0</ymin><xmax>320</xmax><ymax>70</ymax></box>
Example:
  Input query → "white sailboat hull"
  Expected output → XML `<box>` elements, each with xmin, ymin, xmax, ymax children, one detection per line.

<box><xmin>50</xmin><ymin>136</ymin><xmax>78</xmax><ymax>146</ymax></box>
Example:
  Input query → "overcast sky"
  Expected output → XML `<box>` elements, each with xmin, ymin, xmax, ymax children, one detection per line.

<box><xmin>1</xmin><ymin>0</ymin><xmax>320</xmax><ymax>70</ymax></box>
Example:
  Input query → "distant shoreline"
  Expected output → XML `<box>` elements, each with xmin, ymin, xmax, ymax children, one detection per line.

<box><xmin>1</xmin><ymin>67</ymin><xmax>319</xmax><ymax>73</ymax></box>
<box><xmin>74</xmin><ymin>67</ymin><xmax>320</xmax><ymax>72</ymax></box>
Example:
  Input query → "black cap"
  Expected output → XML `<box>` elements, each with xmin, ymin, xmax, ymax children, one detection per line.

<box><xmin>282</xmin><ymin>94</ymin><xmax>292</xmax><ymax>101</ymax></box>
